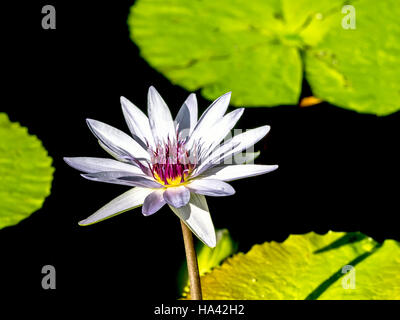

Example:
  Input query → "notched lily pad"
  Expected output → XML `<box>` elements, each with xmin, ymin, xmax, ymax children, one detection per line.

<box><xmin>129</xmin><ymin>0</ymin><xmax>400</xmax><ymax>115</ymax></box>
<box><xmin>0</xmin><ymin>113</ymin><xmax>54</xmax><ymax>229</ymax></box>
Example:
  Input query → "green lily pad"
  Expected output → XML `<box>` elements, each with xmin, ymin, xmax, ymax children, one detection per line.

<box><xmin>304</xmin><ymin>0</ymin><xmax>400</xmax><ymax>115</ymax></box>
<box><xmin>129</xmin><ymin>0</ymin><xmax>302</xmax><ymax>106</ymax></box>
<box><xmin>129</xmin><ymin>0</ymin><xmax>400</xmax><ymax>115</ymax></box>
<box><xmin>0</xmin><ymin>113</ymin><xmax>54</xmax><ymax>229</ymax></box>
<box><xmin>185</xmin><ymin>231</ymin><xmax>400</xmax><ymax>299</ymax></box>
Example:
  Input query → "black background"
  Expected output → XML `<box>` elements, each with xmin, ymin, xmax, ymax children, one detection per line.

<box><xmin>1</xmin><ymin>1</ymin><xmax>399</xmax><ymax>303</ymax></box>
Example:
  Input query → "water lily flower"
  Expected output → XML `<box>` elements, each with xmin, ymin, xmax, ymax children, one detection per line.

<box><xmin>64</xmin><ymin>87</ymin><xmax>277</xmax><ymax>248</ymax></box>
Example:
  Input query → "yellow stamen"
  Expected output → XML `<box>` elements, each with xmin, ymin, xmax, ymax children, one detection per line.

<box><xmin>154</xmin><ymin>172</ymin><xmax>189</xmax><ymax>187</ymax></box>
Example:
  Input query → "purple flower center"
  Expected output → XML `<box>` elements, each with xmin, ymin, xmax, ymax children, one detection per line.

<box><xmin>149</xmin><ymin>138</ymin><xmax>196</xmax><ymax>186</ymax></box>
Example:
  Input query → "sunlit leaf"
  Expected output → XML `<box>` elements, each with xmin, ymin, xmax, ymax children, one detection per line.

<box><xmin>129</xmin><ymin>0</ymin><xmax>400</xmax><ymax>115</ymax></box>
<box><xmin>0</xmin><ymin>113</ymin><xmax>54</xmax><ymax>229</ymax></box>
<box><xmin>304</xmin><ymin>0</ymin><xmax>400</xmax><ymax>115</ymax></box>
<box><xmin>185</xmin><ymin>231</ymin><xmax>400</xmax><ymax>299</ymax></box>
<box><xmin>129</xmin><ymin>0</ymin><xmax>302</xmax><ymax>106</ymax></box>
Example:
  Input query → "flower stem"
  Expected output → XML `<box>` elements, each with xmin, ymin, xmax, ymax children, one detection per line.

<box><xmin>180</xmin><ymin>220</ymin><xmax>202</xmax><ymax>300</ymax></box>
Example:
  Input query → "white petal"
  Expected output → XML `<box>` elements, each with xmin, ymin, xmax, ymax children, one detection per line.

<box><xmin>147</xmin><ymin>86</ymin><xmax>176</xmax><ymax>145</ymax></box>
<box><xmin>194</xmin><ymin>125</ymin><xmax>270</xmax><ymax>176</ymax></box>
<box><xmin>98</xmin><ymin>140</ymin><xmax>128</xmax><ymax>163</ymax></box>
<box><xmin>121</xmin><ymin>96</ymin><xmax>155</xmax><ymax>149</ymax></box>
<box><xmin>87</xmin><ymin>119</ymin><xmax>150</xmax><ymax>161</ymax></box>
<box><xmin>142</xmin><ymin>189</ymin><xmax>166</xmax><ymax>216</ymax></box>
<box><xmin>174</xmin><ymin>93</ymin><xmax>198</xmax><ymax>138</ymax></box>
<box><xmin>197</xmin><ymin>108</ymin><xmax>244</xmax><ymax>161</ymax></box>
<box><xmin>232</xmin><ymin>151</ymin><xmax>260</xmax><ymax>165</ymax></box>
<box><xmin>187</xmin><ymin>92</ymin><xmax>231</xmax><ymax>149</ymax></box>
<box><xmin>98</xmin><ymin>141</ymin><xmax>152</xmax><ymax>175</ymax></box>
<box><xmin>78</xmin><ymin>187</ymin><xmax>153</xmax><ymax>226</ymax></box>
<box><xmin>64</xmin><ymin>157</ymin><xmax>144</xmax><ymax>174</ymax></box>
<box><xmin>186</xmin><ymin>179</ymin><xmax>235</xmax><ymax>196</ymax></box>
<box><xmin>81</xmin><ymin>171</ymin><xmax>164</xmax><ymax>188</ymax></box>
<box><xmin>169</xmin><ymin>193</ymin><xmax>216</xmax><ymax>247</ymax></box>
<box><xmin>200</xmin><ymin>164</ymin><xmax>278</xmax><ymax>181</ymax></box>
<box><xmin>163</xmin><ymin>186</ymin><xmax>190</xmax><ymax>208</ymax></box>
